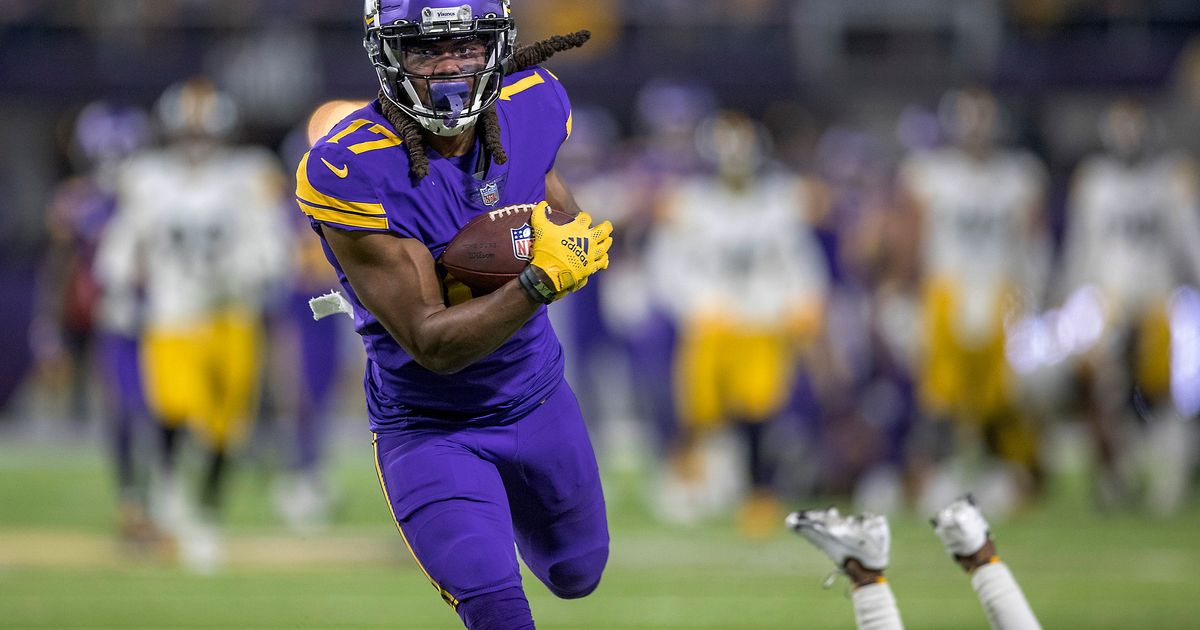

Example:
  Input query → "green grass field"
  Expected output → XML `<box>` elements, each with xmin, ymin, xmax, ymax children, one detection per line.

<box><xmin>1</xmin><ymin>438</ymin><xmax>1198</xmax><ymax>629</ymax></box>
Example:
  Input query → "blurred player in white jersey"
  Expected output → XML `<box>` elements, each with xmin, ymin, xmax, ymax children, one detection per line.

<box><xmin>95</xmin><ymin>78</ymin><xmax>288</xmax><ymax>570</ymax></box>
<box><xmin>650</xmin><ymin>111</ymin><xmax>830</xmax><ymax>536</ymax></box>
<box><xmin>1059</xmin><ymin>99</ymin><xmax>1200</xmax><ymax>513</ymax></box>
<box><xmin>898</xmin><ymin>88</ymin><xmax>1050</xmax><ymax>515</ymax></box>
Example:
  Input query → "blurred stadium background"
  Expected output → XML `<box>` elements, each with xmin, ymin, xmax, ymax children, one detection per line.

<box><xmin>2</xmin><ymin>1</ymin><xmax>1200</xmax><ymax>628</ymax></box>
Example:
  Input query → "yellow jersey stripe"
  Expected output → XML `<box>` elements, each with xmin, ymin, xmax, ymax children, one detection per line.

<box><xmin>500</xmin><ymin>72</ymin><xmax>545</xmax><ymax>100</ymax></box>
<box><xmin>566</xmin><ymin>111</ymin><xmax>573</xmax><ymax>139</ymax></box>
<box><xmin>299</xmin><ymin>200</ymin><xmax>389</xmax><ymax>230</ymax></box>
<box><xmin>296</xmin><ymin>198</ymin><xmax>384</xmax><ymax>218</ymax></box>
<box><xmin>348</xmin><ymin>138</ymin><xmax>403</xmax><ymax>154</ymax></box>
<box><xmin>372</xmin><ymin>434</ymin><xmax>460</xmax><ymax>609</ymax></box>
<box><xmin>296</xmin><ymin>152</ymin><xmax>388</xmax><ymax>217</ymax></box>
<box><xmin>348</xmin><ymin>123</ymin><xmax>404</xmax><ymax>154</ymax></box>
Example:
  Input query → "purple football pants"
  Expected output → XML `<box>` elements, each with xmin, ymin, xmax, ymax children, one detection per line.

<box><xmin>372</xmin><ymin>380</ymin><xmax>609</xmax><ymax>626</ymax></box>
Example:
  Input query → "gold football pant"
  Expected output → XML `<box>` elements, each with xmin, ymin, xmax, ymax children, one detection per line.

<box><xmin>920</xmin><ymin>281</ymin><xmax>1037</xmax><ymax>468</ymax></box>
<box><xmin>141</xmin><ymin>310</ymin><xmax>263</xmax><ymax>450</ymax></box>
<box><xmin>674</xmin><ymin>318</ymin><xmax>796</xmax><ymax>431</ymax></box>
<box><xmin>1133</xmin><ymin>305</ymin><xmax>1172</xmax><ymax>404</ymax></box>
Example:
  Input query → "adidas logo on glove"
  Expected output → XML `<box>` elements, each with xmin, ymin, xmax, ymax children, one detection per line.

<box><xmin>562</xmin><ymin>237</ymin><xmax>590</xmax><ymax>263</ymax></box>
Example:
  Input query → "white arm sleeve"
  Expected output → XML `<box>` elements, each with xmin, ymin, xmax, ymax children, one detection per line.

<box><xmin>971</xmin><ymin>561</ymin><xmax>1042</xmax><ymax>630</ymax></box>
<box><xmin>851</xmin><ymin>582</ymin><xmax>905</xmax><ymax>630</ymax></box>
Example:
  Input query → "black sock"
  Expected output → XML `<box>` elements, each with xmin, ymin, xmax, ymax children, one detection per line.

<box><xmin>159</xmin><ymin>424</ymin><xmax>181</xmax><ymax>474</ymax></box>
<box><xmin>742</xmin><ymin>421</ymin><xmax>773</xmax><ymax>489</ymax></box>
<box><xmin>200</xmin><ymin>450</ymin><xmax>228</xmax><ymax>514</ymax></box>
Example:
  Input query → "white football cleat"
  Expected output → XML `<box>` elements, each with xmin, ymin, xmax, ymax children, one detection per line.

<box><xmin>931</xmin><ymin>495</ymin><xmax>990</xmax><ymax>557</ymax></box>
<box><xmin>786</xmin><ymin>507</ymin><xmax>890</xmax><ymax>571</ymax></box>
<box><xmin>178</xmin><ymin>518</ymin><xmax>223</xmax><ymax>575</ymax></box>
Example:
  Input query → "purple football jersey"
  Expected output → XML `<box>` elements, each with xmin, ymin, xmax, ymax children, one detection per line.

<box><xmin>296</xmin><ymin>67</ymin><xmax>574</xmax><ymax>431</ymax></box>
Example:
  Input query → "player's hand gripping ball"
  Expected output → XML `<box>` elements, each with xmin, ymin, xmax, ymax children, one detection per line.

<box><xmin>528</xmin><ymin>202</ymin><xmax>613</xmax><ymax>295</ymax></box>
<box><xmin>439</xmin><ymin>201</ymin><xmax>612</xmax><ymax>297</ymax></box>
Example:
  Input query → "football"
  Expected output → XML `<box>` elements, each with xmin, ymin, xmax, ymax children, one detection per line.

<box><xmin>439</xmin><ymin>203</ymin><xmax>574</xmax><ymax>295</ymax></box>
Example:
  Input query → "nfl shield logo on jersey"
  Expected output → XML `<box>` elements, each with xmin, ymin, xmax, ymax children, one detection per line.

<box><xmin>511</xmin><ymin>224</ymin><xmax>532</xmax><ymax>261</ymax></box>
<box><xmin>480</xmin><ymin>180</ymin><xmax>501</xmax><ymax>207</ymax></box>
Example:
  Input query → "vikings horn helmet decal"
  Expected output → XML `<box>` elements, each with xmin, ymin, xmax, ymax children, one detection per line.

<box><xmin>364</xmin><ymin>0</ymin><xmax>515</xmax><ymax>136</ymax></box>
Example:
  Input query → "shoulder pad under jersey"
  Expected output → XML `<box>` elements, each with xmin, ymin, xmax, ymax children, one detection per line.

<box><xmin>500</xmin><ymin>66</ymin><xmax>573</xmax><ymax>147</ymax></box>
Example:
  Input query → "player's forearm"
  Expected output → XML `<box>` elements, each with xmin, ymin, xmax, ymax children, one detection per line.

<box><xmin>381</xmin><ymin>279</ymin><xmax>542</xmax><ymax>375</ymax></box>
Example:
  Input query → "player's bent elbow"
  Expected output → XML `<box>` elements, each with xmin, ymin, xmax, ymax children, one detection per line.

<box><xmin>375</xmin><ymin>318</ymin><xmax>471</xmax><ymax>375</ymax></box>
<box><xmin>408</xmin><ymin>342</ymin><xmax>478</xmax><ymax>375</ymax></box>
<box><xmin>410</xmin><ymin>353</ymin><xmax>468</xmax><ymax>376</ymax></box>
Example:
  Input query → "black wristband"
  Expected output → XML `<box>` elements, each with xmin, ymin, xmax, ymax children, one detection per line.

<box><xmin>518</xmin><ymin>266</ymin><xmax>556</xmax><ymax>305</ymax></box>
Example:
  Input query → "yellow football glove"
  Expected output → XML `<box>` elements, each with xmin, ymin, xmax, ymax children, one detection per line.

<box><xmin>520</xmin><ymin>202</ymin><xmax>613</xmax><ymax>303</ymax></box>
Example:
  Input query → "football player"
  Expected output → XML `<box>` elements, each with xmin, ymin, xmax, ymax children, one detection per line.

<box><xmin>296</xmin><ymin>2</ymin><xmax>613</xmax><ymax>628</ymax></box>
<box><xmin>272</xmin><ymin>100</ymin><xmax>369</xmax><ymax>533</ymax></box>
<box><xmin>897</xmin><ymin>88</ymin><xmax>1050</xmax><ymax>515</ymax></box>
<box><xmin>602</xmin><ymin>79</ymin><xmax>716</xmax><ymax>476</ymax></box>
<box><xmin>37</xmin><ymin>102</ymin><xmax>158</xmax><ymax>546</ymax></box>
<box><xmin>96</xmin><ymin>78</ymin><xmax>289</xmax><ymax>570</ymax></box>
<box><xmin>1058</xmin><ymin>99</ymin><xmax>1200</xmax><ymax>513</ymax></box>
<box><xmin>809</xmin><ymin>127</ymin><xmax>921</xmax><ymax>513</ymax></box>
<box><xmin>649</xmin><ymin>110</ymin><xmax>830</xmax><ymax>536</ymax></box>
<box><xmin>543</xmin><ymin>106</ymin><xmax>629</xmax><ymax>439</ymax></box>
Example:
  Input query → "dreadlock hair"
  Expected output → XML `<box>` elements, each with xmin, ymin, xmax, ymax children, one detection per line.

<box><xmin>378</xmin><ymin>29</ymin><xmax>591</xmax><ymax>181</ymax></box>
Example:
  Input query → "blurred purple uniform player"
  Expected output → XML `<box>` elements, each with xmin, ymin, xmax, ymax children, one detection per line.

<box><xmin>276</xmin><ymin>210</ymin><xmax>345</xmax><ymax>528</ymax></box>
<box><xmin>274</xmin><ymin>100</ymin><xmax>365</xmax><ymax>530</ymax></box>
<box><xmin>37</xmin><ymin>102</ymin><xmax>155</xmax><ymax>542</ymax></box>
<box><xmin>296</xmin><ymin>2</ymin><xmax>612</xmax><ymax>628</ymax></box>
<box><xmin>604</xmin><ymin>79</ymin><xmax>716</xmax><ymax>451</ymax></box>
<box><xmin>808</xmin><ymin>128</ymin><xmax>918</xmax><ymax>504</ymax></box>
<box><xmin>547</xmin><ymin>105</ymin><xmax>627</xmax><ymax>433</ymax></box>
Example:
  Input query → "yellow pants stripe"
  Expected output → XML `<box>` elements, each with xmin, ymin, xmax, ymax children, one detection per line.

<box><xmin>371</xmin><ymin>433</ymin><xmax>460</xmax><ymax>609</ymax></box>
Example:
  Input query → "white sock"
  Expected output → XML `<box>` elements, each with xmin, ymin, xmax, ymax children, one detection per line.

<box><xmin>852</xmin><ymin>581</ymin><xmax>905</xmax><ymax>630</ymax></box>
<box><xmin>971</xmin><ymin>561</ymin><xmax>1041</xmax><ymax>630</ymax></box>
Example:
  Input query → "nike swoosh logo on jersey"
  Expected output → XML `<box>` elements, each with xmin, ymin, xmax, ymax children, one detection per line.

<box><xmin>322</xmin><ymin>158</ymin><xmax>349</xmax><ymax>179</ymax></box>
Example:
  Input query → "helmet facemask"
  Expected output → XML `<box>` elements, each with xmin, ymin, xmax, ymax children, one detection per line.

<box><xmin>365</xmin><ymin>4</ymin><xmax>513</xmax><ymax>137</ymax></box>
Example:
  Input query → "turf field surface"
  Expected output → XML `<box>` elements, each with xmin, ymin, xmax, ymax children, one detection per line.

<box><xmin>1</xmin><ymin>440</ymin><xmax>1197</xmax><ymax>629</ymax></box>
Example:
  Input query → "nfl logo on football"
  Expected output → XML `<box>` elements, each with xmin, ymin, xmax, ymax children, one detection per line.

<box><xmin>511</xmin><ymin>224</ymin><xmax>532</xmax><ymax>261</ymax></box>
<box><xmin>480</xmin><ymin>180</ymin><xmax>501</xmax><ymax>207</ymax></box>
